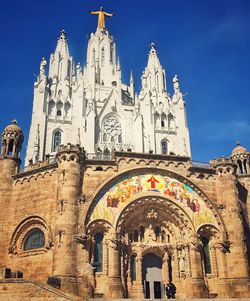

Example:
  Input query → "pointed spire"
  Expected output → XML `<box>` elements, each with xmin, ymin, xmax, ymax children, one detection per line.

<box><xmin>55</xmin><ymin>29</ymin><xmax>69</xmax><ymax>56</ymax></box>
<box><xmin>117</xmin><ymin>56</ymin><xmax>121</xmax><ymax>71</ymax></box>
<box><xmin>130</xmin><ymin>70</ymin><xmax>134</xmax><ymax>84</ymax></box>
<box><xmin>147</xmin><ymin>42</ymin><xmax>161</xmax><ymax>68</ymax></box>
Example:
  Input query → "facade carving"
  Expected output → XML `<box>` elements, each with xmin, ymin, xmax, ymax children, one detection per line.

<box><xmin>0</xmin><ymin>7</ymin><xmax>250</xmax><ymax>301</ymax></box>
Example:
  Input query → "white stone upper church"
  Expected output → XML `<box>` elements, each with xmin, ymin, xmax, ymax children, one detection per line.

<box><xmin>25</xmin><ymin>11</ymin><xmax>191</xmax><ymax>166</ymax></box>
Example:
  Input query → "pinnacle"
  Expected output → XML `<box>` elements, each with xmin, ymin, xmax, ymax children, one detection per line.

<box><xmin>59</xmin><ymin>29</ymin><xmax>67</xmax><ymax>41</ymax></box>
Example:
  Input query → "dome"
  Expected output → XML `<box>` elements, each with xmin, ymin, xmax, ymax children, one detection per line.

<box><xmin>231</xmin><ymin>142</ymin><xmax>248</xmax><ymax>157</ymax></box>
<box><xmin>1</xmin><ymin>119</ymin><xmax>24</xmax><ymax>158</ymax></box>
<box><xmin>3</xmin><ymin>119</ymin><xmax>23</xmax><ymax>135</ymax></box>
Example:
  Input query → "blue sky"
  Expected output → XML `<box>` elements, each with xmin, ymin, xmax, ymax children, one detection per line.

<box><xmin>1</xmin><ymin>0</ymin><xmax>250</xmax><ymax>162</ymax></box>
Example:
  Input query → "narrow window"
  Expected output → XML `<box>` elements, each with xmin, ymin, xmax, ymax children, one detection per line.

<box><xmin>103</xmin><ymin>133</ymin><xmax>107</xmax><ymax>142</ymax></box>
<box><xmin>53</xmin><ymin>131</ymin><xmax>62</xmax><ymax>152</ymax></box>
<box><xmin>140</xmin><ymin>226</ymin><xmax>144</xmax><ymax>242</ymax></box>
<box><xmin>118</xmin><ymin>134</ymin><xmax>122</xmax><ymax>143</ymax></box>
<box><xmin>161</xmin><ymin>140</ymin><xmax>168</xmax><ymax>155</ymax></box>
<box><xmin>202</xmin><ymin>237</ymin><xmax>212</xmax><ymax>274</ymax></box>
<box><xmin>92</xmin><ymin>48</ymin><xmax>95</xmax><ymax>64</ymax></box>
<box><xmin>7</xmin><ymin>139</ymin><xmax>14</xmax><ymax>156</ymax></box>
<box><xmin>243</xmin><ymin>159</ymin><xmax>248</xmax><ymax>174</ymax></box>
<box><xmin>93</xmin><ymin>232</ymin><xmax>103</xmax><ymax>272</ymax></box>
<box><xmin>237</xmin><ymin>160</ymin><xmax>243</xmax><ymax>174</ymax></box>
<box><xmin>134</xmin><ymin>230</ymin><xmax>139</xmax><ymax>242</ymax></box>
<box><xmin>101</xmin><ymin>47</ymin><xmax>105</xmax><ymax>67</ymax></box>
<box><xmin>24</xmin><ymin>228</ymin><xmax>45</xmax><ymax>251</ymax></box>
<box><xmin>110</xmin><ymin>44</ymin><xmax>114</xmax><ymax>64</ymax></box>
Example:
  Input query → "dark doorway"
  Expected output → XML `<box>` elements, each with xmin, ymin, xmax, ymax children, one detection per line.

<box><xmin>142</xmin><ymin>253</ymin><xmax>163</xmax><ymax>299</ymax></box>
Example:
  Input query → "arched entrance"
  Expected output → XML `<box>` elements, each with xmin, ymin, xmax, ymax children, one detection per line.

<box><xmin>142</xmin><ymin>253</ymin><xmax>163</xmax><ymax>299</ymax></box>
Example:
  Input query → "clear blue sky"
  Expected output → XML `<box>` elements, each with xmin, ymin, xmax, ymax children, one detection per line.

<box><xmin>1</xmin><ymin>0</ymin><xmax>250</xmax><ymax>162</ymax></box>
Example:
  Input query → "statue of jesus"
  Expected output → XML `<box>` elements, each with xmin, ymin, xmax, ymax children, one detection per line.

<box><xmin>90</xmin><ymin>7</ymin><xmax>114</xmax><ymax>29</ymax></box>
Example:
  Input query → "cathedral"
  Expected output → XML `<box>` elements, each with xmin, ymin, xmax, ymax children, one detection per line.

<box><xmin>0</xmin><ymin>7</ymin><xmax>250</xmax><ymax>300</ymax></box>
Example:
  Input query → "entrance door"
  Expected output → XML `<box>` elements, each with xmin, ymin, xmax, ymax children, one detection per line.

<box><xmin>142</xmin><ymin>253</ymin><xmax>163</xmax><ymax>299</ymax></box>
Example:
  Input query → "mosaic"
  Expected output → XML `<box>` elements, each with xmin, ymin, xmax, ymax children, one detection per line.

<box><xmin>90</xmin><ymin>174</ymin><xmax>217</xmax><ymax>229</ymax></box>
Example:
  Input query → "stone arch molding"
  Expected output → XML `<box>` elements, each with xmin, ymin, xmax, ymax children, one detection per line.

<box><xmin>9</xmin><ymin>216</ymin><xmax>53</xmax><ymax>257</ymax></box>
<box><xmin>86</xmin><ymin>169</ymin><xmax>224</xmax><ymax>234</ymax></box>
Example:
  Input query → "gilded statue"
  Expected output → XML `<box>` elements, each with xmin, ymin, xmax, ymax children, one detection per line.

<box><xmin>90</xmin><ymin>7</ymin><xmax>114</xmax><ymax>29</ymax></box>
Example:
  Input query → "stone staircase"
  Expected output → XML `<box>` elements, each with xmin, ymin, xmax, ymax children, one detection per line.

<box><xmin>1</xmin><ymin>280</ymin><xmax>250</xmax><ymax>301</ymax></box>
<box><xmin>0</xmin><ymin>278</ymin><xmax>82</xmax><ymax>301</ymax></box>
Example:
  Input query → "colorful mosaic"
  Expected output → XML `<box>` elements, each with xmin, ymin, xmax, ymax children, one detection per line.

<box><xmin>90</xmin><ymin>174</ymin><xmax>217</xmax><ymax>229</ymax></box>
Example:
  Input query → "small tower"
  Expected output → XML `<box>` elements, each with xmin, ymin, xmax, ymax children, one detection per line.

<box><xmin>0</xmin><ymin>119</ymin><xmax>23</xmax><ymax>184</ymax></box>
<box><xmin>230</xmin><ymin>142</ymin><xmax>250</xmax><ymax>175</ymax></box>
<box><xmin>1</xmin><ymin>119</ymin><xmax>23</xmax><ymax>160</ymax></box>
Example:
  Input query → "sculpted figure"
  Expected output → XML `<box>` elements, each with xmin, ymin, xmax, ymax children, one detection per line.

<box><xmin>145</xmin><ymin>224</ymin><xmax>157</xmax><ymax>242</ymax></box>
<box><xmin>40</xmin><ymin>57</ymin><xmax>47</xmax><ymax>76</ymax></box>
<box><xmin>90</xmin><ymin>7</ymin><xmax>114</xmax><ymax>29</ymax></box>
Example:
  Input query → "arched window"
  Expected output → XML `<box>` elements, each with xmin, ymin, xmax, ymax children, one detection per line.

<box><xmin>8</xmin><ymin>139</ymin><xmax>14</xmax><ymax>156</ymax></box>
<box><xmin>243</xmin><ymin>159</ymin><xmax>248</xmax><ymax>174</ymax></box>
<box><xmin>130</xmin><ymin>255</ymin><xmax>136</xmax><ymax>281</ymax></box>
<box><xmin>101</xmin><ymin>47</ymin><xmax>105</xmax><ymax>67</ymax></box>
<box><xmin>24</xmin><ymin>228</ymin><xmax>45</xmax><ymax>251</ymax></box>
<box><xmin>103</xmin><ymin>133</ymin><xmax>107</xmax><ymax>142</ymax></box>
<box><xmin>161</xmin><ymin>140</ymin><xmax>168</xmax><ymax>155</ymax></box>
<box><xmin>53</xmin><ymin>131</ymin><xmax>62</xmax><ymax>152</ymax></box>
<box><xmin>93</xmin><ymin>232</ymin><xmax>104</xmax><ymax>272</ymax></box>
<box><xmin>237</xmin><ymin>160</ymin><xmax>243</xmax><ymax>174</ymax></box>
<box><xmin>202</xmin><ymin>237</ymin><xmax>212</xmax><ymax>274</ymax></box>
<box><xmin>118</xmin><ymin>134</ymin><xmax>122</xmax><ymax>143</ymax></box>
<box><xmin>140</xmin><ymin>226</ymin><xmax>144</xmax><ymax>242</ymax></box>
<box><xmin>56</xmin><ymin>110</ymin><xmax>62</xmax><ymax>117</ymax></box>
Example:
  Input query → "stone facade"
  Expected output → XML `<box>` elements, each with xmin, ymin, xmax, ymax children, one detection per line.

<box><xmin>0</xmin><ymin>135</ymin><xmax>250</xmax><ymax>299</ymax></box>
<box><xmin>0</xmin><ymin>8</ymin><xmax>250</xmax><ymax>301</ymax></box>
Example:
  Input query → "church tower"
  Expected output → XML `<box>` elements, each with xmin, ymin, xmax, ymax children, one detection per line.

<box><xmin>25</xmin><ymin>7</ymin><xmax>191</xmax><ymax>165</ymax></box>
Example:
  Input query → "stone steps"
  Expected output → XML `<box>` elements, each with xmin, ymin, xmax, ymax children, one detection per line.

<box><xmin>0</xmin><ymin>278</ymin><xmax>81</xmax><ymax>301</ymax></box>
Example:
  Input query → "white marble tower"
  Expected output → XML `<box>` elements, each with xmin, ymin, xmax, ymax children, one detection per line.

<box><xmin>25</xmin><ymin>8</ymin><xmax>191</xmax><ymax>166</ymax></box>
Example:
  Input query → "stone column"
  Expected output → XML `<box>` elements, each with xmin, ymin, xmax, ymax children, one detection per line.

<box><xmin>162</xmin><ymin>252</ymin><xmax>170</xmax><ymax>285</ymax></box>
<box><xmin>188</xmin><ymin>242</ymin><xmax>208</xmax><ymax>298</ymax></box>
<box><xmin>104</xmin><ymin>231</ymin><xmax>124</xmax><ymax>298</ymax></box>
<box><xmin>52</xmin><ymin>144</ymin><xmax>85</xmax><ymax>295</ymax></box>
<box><xmin>75</xmin><ymin>232</ymin><xmax>95</xmax><ymax>298</ymax></box>
<box><xmin>131</xmin><ymin>252</ymin><xmax>144</xmax><ymax>298</ymax></box>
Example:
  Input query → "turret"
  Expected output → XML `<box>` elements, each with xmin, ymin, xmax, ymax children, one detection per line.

<box><xmin>52</xmin><ymin>144</ymin><xmax>85</xmax><ymax>293</ymax></box>
<box><xmin>1</xmin><ymin>119</ymin><xmax>23</xmax><ymax>160</ymax></box>
<box><xmin>230</xmin><ymin>142</ymin><xmax>250</xmax><ymax>175</ymax></box>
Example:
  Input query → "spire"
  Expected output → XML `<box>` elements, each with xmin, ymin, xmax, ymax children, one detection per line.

<box><xmin>147</xmin><ymin>43</ymin><xmax>161</xmax><ymax>68</ymax></box>
<box><xmin>117</xmin><ymin>56</ymin><xmax>121</xmax><ymax>71</ymax></box>
<box><xmin>129</xmin><ymin>70</ymin><xmax>134</xmax><ymax>98</ymax></box>
<box><xmin>130</xmin><ymin>70</ymin><xmax>134</xmax><ymax>84</ymax></box>
<box><xmin>55</xmin><ymin>29</ymin><xmax>69</xmax><ymax>57</ymax></box>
